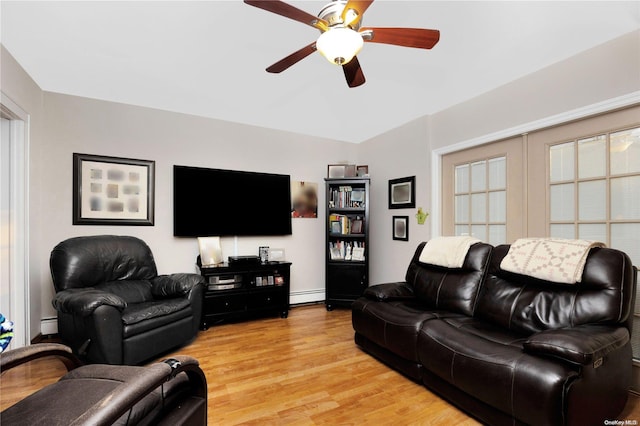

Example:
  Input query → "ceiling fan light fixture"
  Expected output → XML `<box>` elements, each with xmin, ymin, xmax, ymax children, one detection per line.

<box><xmin>316</xmin><ymin>27</ymin><xmax>364</xmax><ymax>65</ymax></box>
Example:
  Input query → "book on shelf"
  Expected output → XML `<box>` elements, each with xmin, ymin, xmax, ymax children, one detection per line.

<box><xmin>329</xmin><ymin>185</ymin><xmax>366</xmax><ymax>209</ymax></box>
<box><xmin>328</xmin><ymin>240</ymin><xmax>366</xmax><ymax>261</ymax></box>
<box><xmin>328</xmin><ymin>214</ymin><xmax>364</xmax><ymax>235</ymax></box>
<box><xmin>352</xmin><ymin>247</ymin><xmax>365</xmax><ymax>261</ymax></box>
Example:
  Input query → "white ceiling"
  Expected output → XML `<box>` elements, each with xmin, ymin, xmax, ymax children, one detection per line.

<box><xmin>2</xmin><ymin>1</ymin><xmax>639</xmax><ymax>143</ymax></box>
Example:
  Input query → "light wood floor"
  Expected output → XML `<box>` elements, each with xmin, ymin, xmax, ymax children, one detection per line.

<box><xmin>2</xmin><ymin>305</ymin><xmax>640</xmax><ymax>425</ymax></box>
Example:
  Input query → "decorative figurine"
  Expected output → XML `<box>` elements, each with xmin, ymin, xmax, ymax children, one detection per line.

<box><xmin>416</xmin><ymin>207</ymin><xmax>429</xmax><ymax>225</ymax></box>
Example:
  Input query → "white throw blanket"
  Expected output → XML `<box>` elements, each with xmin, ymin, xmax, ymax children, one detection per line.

<box><xmin>419</xmin><ymin>236</ymin><xmax>481</xmax><ymax>268</ymax></box>
<box><xmin>500</xmin><ymin>238</ymin><xmax>605</xmax><ymax>284</ymax></box>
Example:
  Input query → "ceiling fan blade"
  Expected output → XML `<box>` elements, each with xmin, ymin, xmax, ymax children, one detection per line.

<box><xmin>341</xmin><ymin>0</ymin><xmax>374</xmax><ymax>28</ymax></box>
<box><xmin>244</xmin><ymin>0</ymin><xmax>328</xmax><ymax>31</ymax></box>
<box><xmin>342</xmin><ymin>56</ymin><xmax>365</xmax><ymax>88</ymax></box>
<box><xmin>266</xmin><ymin>42</ymin><xmax>317</xmax><ymax>73</ymax></box>
<box><xmin>360</xmin><ymin>27</ymin><xmax>440</xmax><ymax>49</ymax></box>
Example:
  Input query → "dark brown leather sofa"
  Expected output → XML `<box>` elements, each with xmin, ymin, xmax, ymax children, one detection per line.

<box><xmin>353</xmin><ymin>242</ymin><xmax>636</xmax><ymax>426</ymax></box>
<box><xmin>50</xmin><ymin>235</ymin><xmax>205</xmax><ymax>365</ymax></box>
<box><xmin>1</xmin><ymin>343</ymin><xmax>207</xmax><ymax>425</ymax></box>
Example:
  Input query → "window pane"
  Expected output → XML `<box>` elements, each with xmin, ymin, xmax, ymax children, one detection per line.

<box><xmin>578</xmin><ymin>180</ymin><xmax>606</xmax><ymax>221</ymax></box>
<box><xmin>489</xmin><ymin>191</ymin><xmax>506</xmax><ymax>222</ymax></box>
<box><xmin>550</xmin><ymin>224</ymin><xmax>575</xmax><ymax>239</ymax></box>
<box><xmin>611</xmin><ymin>127</ymin><xmax>640</xmax><ymax>175</ymax></box>
<box><xmin>550</xmin><ymin>183</ymin><xmax>574</xmax><ymax>221</ymax></box>
<box><xmin>488</xmin><ymin>225</ymin><xmax>506</xmax><ymax>245</ymax></box>
<box><xmin>578</xmin><ymin>223</ymin><xmax>606</xmax><ymax>243</ymax></box>
<box><xmin>471</xmin><ymin>225</ymin><xmax>486</xmax><ymax>242</ymax></box>
<box><xmin>611</xmin><ymin>176</ymin><xmax>640</xmax><ymax>220</ymax></box>
<box><xmin>578</xmin><ymin>135</ymin><xmax>606</xmax><ymax>179</ymax></box>
<box><xmin>488</xmin><ymin>157</ymin><xmax>506</xmax><ymax>190</ymax></box>
<box><xmin>611</xmin><ymin>223</ymin><xmax>640</xmax><ymax>266</ymax></box>
<box><xmin>455</xmin><ymin>195</ymin><xmax>469</xmax><ymax>223</ymax></box>
<box><xmin>455</xmin><ymin>164</ymin><xmax>469</xmax><ymax>193</ymax></box>
<box><xmin>550</xmin><ymin>142</ymin><xmax>574</xmax><ymax>182</ymax></box>
<box><xmin>471</xmin><ymin>193</ymin><xmax>486</xmax><ymax>223</ymax></box>
<box><xmin>455</xmin><ymin>225</ymin><xmax>470</xmax><ymax>237</ymax></box>
<box><xmin>471</xmin><ymin>161</ymin><xmax>486</xmax><ymax>192</ymax></box>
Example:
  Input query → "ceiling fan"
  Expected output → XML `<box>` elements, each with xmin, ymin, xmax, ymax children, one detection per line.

<box><xmin>244</xmin><ymin>0</ymin><xmax>440</xmax><ymax>88</ymax></box>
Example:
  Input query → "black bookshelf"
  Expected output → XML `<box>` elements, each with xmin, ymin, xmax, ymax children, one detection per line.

<box><xmin>325</xmin><ymin>177</ymin><xmax>370</xmax><ymax>310</ymax></box>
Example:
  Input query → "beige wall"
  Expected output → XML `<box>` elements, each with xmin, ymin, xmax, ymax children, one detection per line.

<box><xmin>356</xmin><ymin>116</ymin><xmax>431</xmax><ymax>284</ymax></box>
<box><xmin>36</xmin><ymin>93</ymin><xmax>358</xmax><ymax>321</ymax></box>
<box><xmin>429</xmin><ymin>30</ymin><xmax>640</xmax><ymax>150</ymax></box>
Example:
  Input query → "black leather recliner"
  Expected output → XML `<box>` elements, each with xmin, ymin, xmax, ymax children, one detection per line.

<box><xmin>1</xmin><ymin>343</ymin><xmax>208</xmax><ymax>425</ymax></box>
<box><xmin>50</xmin><ymin>235</ymin><xmax>205</xmax><ymax>365</ymax></box>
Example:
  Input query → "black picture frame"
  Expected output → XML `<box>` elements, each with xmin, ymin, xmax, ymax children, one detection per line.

<box><xmin>73</xmin><ymin>153</ymin><xmax>155</xmax><ymax>226</ymax></box>
<box><xmin>392</xmin><ymin>216</ymin><xmax>409</xmax><ymax>241</ymax></box>
<box><xmin>389</xmin><ymin>176</ymin><xmax>415</xmax><ymax>209</ymax></box>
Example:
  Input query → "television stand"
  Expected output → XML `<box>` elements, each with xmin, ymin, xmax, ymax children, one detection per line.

<box><xmin>198</xmin><ymin>259</ymin><xmax>292</xmax><ymax>329</ymax></box>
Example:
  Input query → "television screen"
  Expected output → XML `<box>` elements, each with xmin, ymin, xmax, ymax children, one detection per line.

<box><xmin>173</xmin><ymin>166</ymin><xmax>292</xmax><ymax>237</ymax></box>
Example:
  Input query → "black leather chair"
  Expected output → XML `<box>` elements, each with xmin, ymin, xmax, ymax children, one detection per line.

<box><xmin>50</xmin><ymin>235</ymin><xmax>205</xmax><ymax>365</ymax></box>
<box><xmin>1</xmin><ymin>343</ymin><xmax>207</xmax><ymax>425</ymax></box>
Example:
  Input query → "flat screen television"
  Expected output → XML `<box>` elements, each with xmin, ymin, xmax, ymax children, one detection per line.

<box><xmin>173</xmin><ymin>165</ymin><xmax>292</xmax><ymax>237</ymax></box>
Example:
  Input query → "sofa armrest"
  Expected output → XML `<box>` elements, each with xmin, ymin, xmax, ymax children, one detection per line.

<box><xmin>0</xmin><ymin>343</ymin><xmax>82</xmax><ymax>372</ymax></box>
<box><xmin>151</xmin><ymin>273</ymin><xmax>204</xmax><ymax>299</ymax></box>
<box><xmin>52</xmin><ymin>288</ymin><xmax>126</xmax><ymax>316</ymax></box>
<box><xmin>363</xmin><ymin>282</ymin><xmax>414</xmax><ymax>302</ymax></box>
<box><xmin>523</xmin><ymin>325</ymin><xmax>629</xmax><ymax>366</ymax></box>
<box><xmin>69</xmin><ymin>356</ymin><xmax>206</xmax><ymax>426</ymax></box>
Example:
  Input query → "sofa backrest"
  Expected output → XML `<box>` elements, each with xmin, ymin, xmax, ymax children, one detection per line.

<box><xmin>405</xmin><ymin>241</ymin><xmax>493</xmax><ymax>316</ymax></box>
<box><xmin>476</xmin><ymin>244</ymin><xmax>636</xmax><ymax>335</ymax></box>
<box><xmin>50</xmin><ymin>235</ymin><xmax>158</xmax><ymax>291</ymax></box>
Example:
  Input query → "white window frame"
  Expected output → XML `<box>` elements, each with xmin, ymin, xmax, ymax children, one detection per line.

<box><xmin>1</xmin><ymin>92</ymin><xmax>31</xmax><ymax>348</ymax></box>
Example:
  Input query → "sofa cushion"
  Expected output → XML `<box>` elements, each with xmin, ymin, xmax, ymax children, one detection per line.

<box><xmin>476</xmin><ymin>245</ymin><xmax>635</xmax><ymax>334</ymax></box>
<box><xmin>404</xmin><ymin>242</ymin><xmax>492</xmax><ymax>316</ymax></box>
<box><xmin>353</xmin><ymin>297</ymin><xmax>461</xmax><ymax>362</ymax></box>
<box><xmin>97</xmin><ymin>280</ymin><xmax>153</xmax><ymax>304</ymax></box>
<box><xmin>417</xmin><ymin>318</ymin><xmax>579</xmax><ymax>425</ymax></box>
<box><xmin>122</xmin><ymin>299</ymin><xmax>191</xmax><ymax>326</ymax></box>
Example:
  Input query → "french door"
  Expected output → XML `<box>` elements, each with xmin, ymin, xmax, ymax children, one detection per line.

<box><xmin>442</xmin><ymin>136</ymin><xmax>525</xmax><ymax>244</ymax></box>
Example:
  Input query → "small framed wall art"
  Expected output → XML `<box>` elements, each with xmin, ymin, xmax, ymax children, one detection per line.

<box><xmin>73</xmin><ymin>153</ymin><xmax>155</xmax><ymax>225</ymax></box>
<box><xmin>389</xmin><ymin>176</ymin><xmax>415</xmax><ymax>209</ymax></box>
<box><xmin>392</xmin><ymin>216</ymin><xmax>409</xmax><ymax>241</ymax></box>
<box><xmin>356</xmin><ymin>165</ymin><xmax>369</xmax><ymax>177</ymax></box>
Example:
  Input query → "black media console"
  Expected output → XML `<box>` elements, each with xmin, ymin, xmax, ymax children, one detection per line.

<box><xmin>198</xmin><ymin>259</ymin><xmax>292</xmax><ymax>328</ymax></box>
